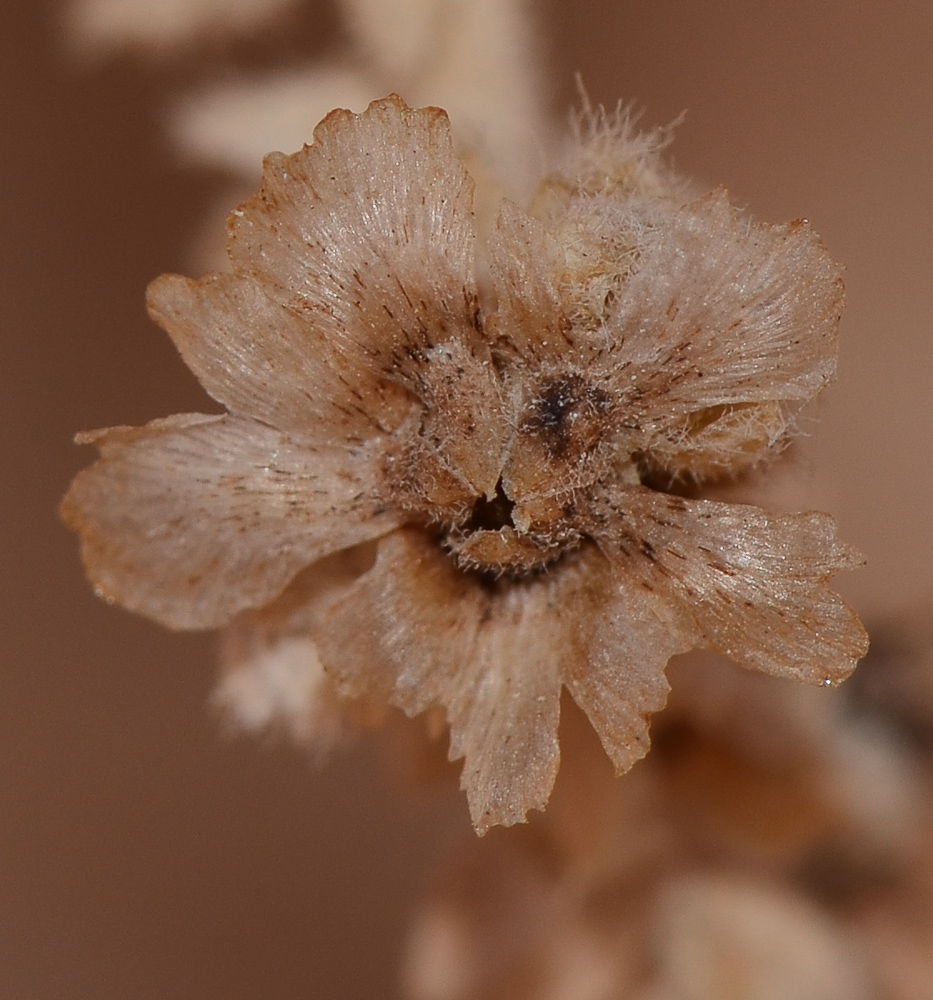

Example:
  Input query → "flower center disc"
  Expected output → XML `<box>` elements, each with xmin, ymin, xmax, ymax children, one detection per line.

<box><xmin>464</xmin><ymin>481</ymin><xmax>516</xmax><ymax>533</ymax></box>
<box><xmin>446</xmin><ymin>478</ymin><xmax>573</xmax><ymax>577</ymax></box>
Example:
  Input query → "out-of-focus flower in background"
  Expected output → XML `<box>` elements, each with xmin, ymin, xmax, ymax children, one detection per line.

<box><xmin>67</xmin><ymin>0</ymin><xmax>303</xmax><ymax>52</ymax></box>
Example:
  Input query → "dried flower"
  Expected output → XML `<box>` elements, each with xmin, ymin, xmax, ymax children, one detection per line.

<box><xmin>170</xmin><ymin>0</ymin><xmax>546</xmax><ymax>237</ymax></box>
<box><xmin>62</xmin><ymin>95</ymin><xmax>867</xmax><ymax>833</ymax></box>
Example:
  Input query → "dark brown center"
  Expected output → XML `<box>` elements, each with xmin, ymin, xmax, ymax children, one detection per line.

<box><xmin>463</xmin><ymin>478</ymin><xmax>515</xmax><ymax>533</ymax></box>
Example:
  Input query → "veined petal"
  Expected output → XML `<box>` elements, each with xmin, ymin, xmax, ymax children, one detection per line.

<box><xmin>148</xmin><ymin>271</ymin><xmax>412</xmax><ymax>442</ymax></box>
<box><xmin>61</xmin><ymin>413</ymin><xmax>401</xmax><ymax>629</ymax></box>
<box><xmin>606</xmin><ymin>190</ymin><xmax>844</xmax><ymax>422</ymax></box>
<box><xmin>562</xmin><ymin>553</ymin><xmax>695</xmax><ymax>775</ymax></box>
<box><xmin>486</xmin><ymin>199</ymin><xmax>573</xmax><ymax>363</ymax></box>
<box><xmin>227</xmin><ymin>95</ymin><xmax>483</xmax><ymax>391</ymax></box>
<box><xmin>586</xmin><ymin>487</ymin><xmax>868</xmax><ymax>685</ymax></box>
<box><xmin>317</xmin><ymin>529</ymin><xmax>572</xmax><ymax>834</ymax></box>
<box><xmin>404</xmin><ymin>338</ymin><xmax>511</xmax><ymax>501</ymax></box>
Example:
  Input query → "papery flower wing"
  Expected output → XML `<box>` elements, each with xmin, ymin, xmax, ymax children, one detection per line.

<box><xmin>226</xmin><ymin>95</ymin><xmax>484</xmax><ymax>392</ymax></box>
<box><xmin>585</xmin><ymin>487</ymin><xmax>868</xmax><ymax>685</ymax></box>
<box><xmin>148</xmin><ymin>271</ymin><xmax>412</xmax><ymax>442</ymax></box>
<box><xmin>61</xmin><ymin>414</ymin><xmax>401</xmax><ymax>629</ymax></box>
<box><xmin>486</xmin><ymin>199</ymin><xmax>572</xmax><ymax>363</ymax></box>
<box><xmin>561</xmin><ymin>557</ymin><xmax>696</xmax><ymax>776</ymax></box>
<box><xmin>345</xmin><ymin>0</ymin><xmax>548</xmax><ymax>199</ymax></box>
<box><xmin>316</xmin><ymin>529</ymin><xmax>572</xmax><ymax>834</ymax></box>
<box><xmin>404</xmin><ymin>338</ymin><xmax>511</xmax><ymax>500</ymax></box>
<box><xmin>604</xmin><ymin>190</ymin><xmax>844</xmax><ymax>420</ymax></box>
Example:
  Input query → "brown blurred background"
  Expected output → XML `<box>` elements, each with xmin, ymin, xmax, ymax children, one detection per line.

<box><xmin>3</xmin><ymin>1</ymin><xmax>932</xmax><ymax>997</ymax></box>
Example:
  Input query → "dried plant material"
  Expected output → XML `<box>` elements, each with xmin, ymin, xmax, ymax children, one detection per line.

<box><xmin>406</xmin><ymin>827</ymin><xmax>647</xmax><ymax>1000</ymax></box>
<box><xmin>660</xmin><ymin>657</ymin><xmax>919</xmax><ymax>864</ymax></box>
<box><xmin>62</xmin><ymin>95</ymin><xmax>867</xmax><ymax>833</ymax></box>
<box><xmin>848</xmin><ymin>603</ymin><xmax>933</xmax><ymax>747</ymax></box>
<box><xmin>343</xmin><ymin>0</ymin><xmax>546</xmax><ymax>196</ymax></box>
<box><xmin>67</xmin><ymin>0</ymin><xmax>300</xmax><ymax>53</ymax></box>
<box><xmin>172</xmin><ymin>66</ymin><xmax>379</xmax><ymax>178</ymax></box>
<box><xmin>861</xmin><ymin>881</ymin><xmax>933</xmax><ymax>1000</ymax></box>
<box><xmin>404</xmin><ymin>704</ymin><xmax>667</xmax><ymax>1000</ymax></box>
<box><xmin>405</xmin><ymin>668</ymin><xmax>916</xmax><ymax>999</ymax></box>
<box><xmin>170</xmin><ymin>0</ymin><xmax>546</xmax><ymax>209</ymax></box>
<box><xmin>213</xmin><ymin>546</ymin><xmax>381</xmax><ymax>751</ymax></box>
<box><xmin>642</xmin><ymin>873</ymin><xmax>871</xmax><ymax>1000</ymax></box>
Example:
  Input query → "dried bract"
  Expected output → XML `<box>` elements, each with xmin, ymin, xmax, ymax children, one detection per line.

<box><xmin>62</xmin><ymin>96</ymin><xmax>867</xmax><ymax>832</ymax></box>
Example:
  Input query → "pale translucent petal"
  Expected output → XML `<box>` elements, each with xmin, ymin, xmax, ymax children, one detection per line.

<box><xmin>405</xmin><ymin>338</ymin><xmax>511</xmax><ymax>500</ymax></box>
<box><xmin>562</xmin><ymin>557</ymin><xmax>695</xmax><ymax>775</ymax></box>
<box><xmin>148</xmin><ymin>271</ymin><xmax>412</xmax><ymax>441</ymax></box>
<box><xmin>227</xmin><ymin>95</ymin><xmax>483</xmax><ymax>392</ymax></box>
<box><xmin>586</xmin><ymin>486</ymin><xmax>868</xmax><ymax>685</ymax></box>
<box><xmin>486</xmin><ymin>200</ymin><xmax>573</xmax><ymax>363</ymax></box>
<box><xmin>605</xmin><ymin>190</ymin><xmax>844</xmax><ymax>420</ymax></box>
<box><xmin>151</xmin><ymin>94</ymin><xmax>487</xmax><ymax>442</ymax></box>
<box><xmin>61</xmin><ymin>414</ymin><xmax>401</xmax><ymax>629</ymax></box>
<box><xmin>317</xmin><ymin>529</ymin><xmax>571</xmax><ymax>833</ymax></box>
<box><xmin>344</xmin><ymin>0</ymin><xmax>548</xmax><ymax>200</ymax></box>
